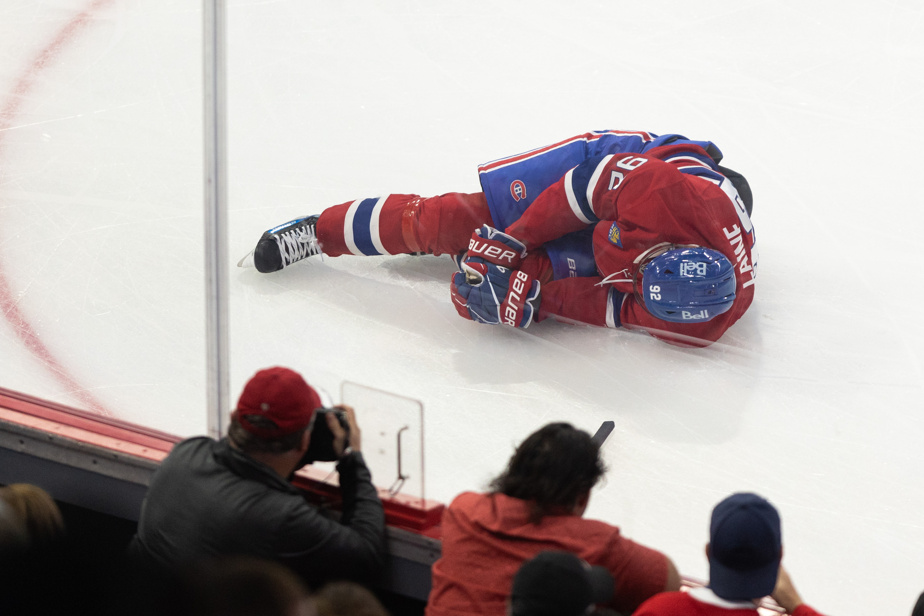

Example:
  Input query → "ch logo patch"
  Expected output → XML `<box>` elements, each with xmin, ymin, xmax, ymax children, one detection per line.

<box><xmin>510</xmin><ymin>180</ymin><xmax>527</xmax><ymax>202</ymax></box>
<box><xmin>607</xmin><ymin>222</ymin><xmax>623</xmax><ymax>247</ymax></box>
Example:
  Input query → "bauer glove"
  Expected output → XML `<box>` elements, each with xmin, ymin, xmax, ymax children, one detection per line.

<box><xmin>450</xmin><ymin>260</ymin><xmax>541</xmax><ymax>328</ymax></box>
<box><xmin>464</xmin><ymin>225</ymin><xmax>528</xmax><ymax>269</ymax></box>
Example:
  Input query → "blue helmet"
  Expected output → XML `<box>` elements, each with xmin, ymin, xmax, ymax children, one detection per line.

<box><xmin>640</xmin><ymin>247</ymin><xmax>736</xmax><ymax>323</ymax></box>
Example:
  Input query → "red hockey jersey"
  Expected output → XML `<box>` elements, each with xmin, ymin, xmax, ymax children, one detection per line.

<box><xmin>506</xmin><ymin>143</ymin><xmax>757</xmax><ymax>347</ymax></box>
<box><xmin>634</xmin><ymin>587</ymin><xmax>826</xmax><ymax>616</ymax></box>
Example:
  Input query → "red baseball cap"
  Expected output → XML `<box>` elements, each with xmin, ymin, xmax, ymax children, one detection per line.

<box><xmin>232</xmin><ymin>367</ymin><xmax>321</xmax><ymax>438</ymax></box>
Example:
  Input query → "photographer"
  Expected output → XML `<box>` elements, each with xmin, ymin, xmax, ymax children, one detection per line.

<box><xmin>129</xmin><ymin>367</ymin><xmax>386</xmax><ymax>588</ymax></box>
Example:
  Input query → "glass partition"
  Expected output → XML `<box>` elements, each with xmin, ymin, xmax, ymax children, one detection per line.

<box><xmin>0</xmin><ymin>1</ymin><xmax>207</xmax><ymax>437</ymax></box>
<box><xmin>0</xmin><ymin>0</ymin><xmax>432</xmax><ymax>503</ymax></box>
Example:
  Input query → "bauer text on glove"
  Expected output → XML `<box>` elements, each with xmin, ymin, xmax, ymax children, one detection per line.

<box><xmin>466</xmin><ymin>225</ymin><xmax>528</xmax><ymax>269</ymax></box>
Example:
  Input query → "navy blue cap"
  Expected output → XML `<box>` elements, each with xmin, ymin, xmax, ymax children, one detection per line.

<box><xmin>708</xmin><ymin>493</ymin><xmax>782</xmax><ymax>601</ymax></box>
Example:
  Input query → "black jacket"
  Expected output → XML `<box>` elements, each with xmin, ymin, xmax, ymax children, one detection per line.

<box><xmin>129</xmin><ymin>437</ymin><xmax>386</xmax><ymax>586</ymax></box>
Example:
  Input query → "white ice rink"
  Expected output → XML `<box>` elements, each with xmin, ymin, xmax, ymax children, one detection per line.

<box><xmin>1</xmin><ymin>1</ymin><xmax>923</xmax><ymax>613</ymax></box>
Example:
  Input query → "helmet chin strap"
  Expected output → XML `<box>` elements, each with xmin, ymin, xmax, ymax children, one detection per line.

<box><xmin>596</xmin><ymin>242</ymin><xmax>678</xmax><ymax>287</ymax></box>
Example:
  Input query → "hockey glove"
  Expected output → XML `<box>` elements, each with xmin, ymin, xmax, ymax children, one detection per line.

<box><xmin>450</xmin><ymin>261</ymin><xmax>541</xmax><ymax>328</ymax></box>
<box><xmin>465</xmin><ymin>225</ymin><xmax>528</xmax><ymax>269</ymax></box>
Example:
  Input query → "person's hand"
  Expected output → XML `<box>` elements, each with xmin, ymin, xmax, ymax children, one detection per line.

<box><xmin>770</xmin><ymin>566</ymin><xmax>804</xmax><ymax>614</ymax></box>
<box><xmin>327</xmin><ymin>404</ymin><xmax>361</xmax><ymax>456</ymax></box>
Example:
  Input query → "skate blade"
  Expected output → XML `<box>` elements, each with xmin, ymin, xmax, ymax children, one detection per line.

<box><xmin>237</xmin><ymin>250</ymin><xmax>255</xmax><ymax>268</ymax></box>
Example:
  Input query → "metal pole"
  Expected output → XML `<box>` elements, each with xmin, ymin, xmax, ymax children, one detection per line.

<box><xmin>203</xmin><ymin>0</ymin><xmax>229</xmax><ymax>438</ymax></box>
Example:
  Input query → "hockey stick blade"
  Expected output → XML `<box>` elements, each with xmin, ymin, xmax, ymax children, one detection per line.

<box><xmin>237</xmin><ymin>250</ymin><xmax>255</xmax><ymax>268</ymax></box>
<box><xmin>591</xmin><ymin>421</ymin><xmax>615</xmax><ymax>445</ymax></box>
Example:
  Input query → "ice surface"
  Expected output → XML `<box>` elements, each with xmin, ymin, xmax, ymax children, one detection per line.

<box><xmin>1</xmin><ymin>1</ymin><xmax>923</xmax><ymax>613</ymax></box>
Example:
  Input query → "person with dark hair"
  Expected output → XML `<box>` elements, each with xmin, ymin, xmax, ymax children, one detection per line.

<box><xmin>178</xmin><ymin>556</ymin><xmax>315</xmax><ymax>616</ymax></box>
<box><xmin>129</xmin><ymin>367</ymin><xmax>386</xmax><ymax>588</ymax></box>
<box><xmin>913</xmin><ymin>591</ymin><xmax>924</xmax><ymax>616</ymax></box>
<box><xmin>426</xmin><ymin>422</ymin><xmax>680</xmax><ymax>616</ymax></box>
<box><xmin>508</xmin><ymin>551</ymin><xmax>614</xmax><ymax>616</ymax></box>
<box><xmin>633</xmin><ymin>492</ymin><xmax>826</xmax><ymax>616</ymax></box>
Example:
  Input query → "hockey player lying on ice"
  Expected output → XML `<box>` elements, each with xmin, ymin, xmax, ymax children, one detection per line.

<box><xmin>243</xmin><ymin>130</ymin><xmax>757</xmax><ymax>347</ymax></box>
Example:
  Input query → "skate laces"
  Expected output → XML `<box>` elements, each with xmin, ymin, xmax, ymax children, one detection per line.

<box><xmin>274</xmin><ymin>222</ymin><xmax>320</xmax><ymax>267</ymax></box>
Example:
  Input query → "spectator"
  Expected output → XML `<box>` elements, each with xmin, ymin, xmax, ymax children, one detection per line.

<box><xmin>0</xmin><ymin>496</ymin><xmax>28</xmax><ymax>556</ymax></box>
<box><xmin>913</xmin><ymin>591</ymin><xmax>924</xmax><ymax>616</ymax></box>
<box><xmin>129</xmin><ymin>366</ymin><xmax>386</xmax><ymax>588</ymax></box>
<box><xmin>426</xmin><ymin>422</ymin><xmax>680</xmax><ymax>616</ymax></box>
<box><xmin>633</xmin><ymin>492</ymin><xmax>827</xmax><ymax>616</ymax></box>
<box><xmin>182</xmin><ymin>556</ymin><xmax>315</xmax><ymax>616</ymax></box>
<box><xmin>314</xmin><ymin>580</ymin><xmax>390</xmax><ymax>616</ymax></box>
<box><xmin>1</xmin><ymin>484</ymin><xmax>130</xmax><ymax>615</ymax></box>
<box><xmin>0</xmin><ymin>483</ymin><xmax>65</xmax><ymax>548</ymax></box>
<box><xmin>509</xmin><ymin>550</ymin><xmax>615</xmax><ymax>616</ymax></box>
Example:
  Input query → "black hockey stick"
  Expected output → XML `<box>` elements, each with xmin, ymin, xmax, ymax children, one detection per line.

<box><xmin>591</xmin><ymin>421</ymin><xmax>615</xmax><ymax>445</ymax></box>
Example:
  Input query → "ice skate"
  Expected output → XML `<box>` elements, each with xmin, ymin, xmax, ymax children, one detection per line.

<box><xmin>240</xmin><ymin>215</ymin><xmax>322</xmax><ymax>273</ymax></box>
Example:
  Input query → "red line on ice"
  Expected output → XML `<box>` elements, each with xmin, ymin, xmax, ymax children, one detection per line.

<box><xmin>0</xmin><ymin>0</ymin><xmax>117</xmax><ymax>416</ymax></box>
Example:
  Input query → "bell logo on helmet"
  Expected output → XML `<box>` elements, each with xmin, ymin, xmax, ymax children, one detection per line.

<box><xmin>680</xmin><ymin>261</ymin><xmax>709</xmax><ymax>277</ymax></box>
<box><xmin>682</xmin><ymin>309</ymin><xmax>710</xmax><ymax>320</ymax></box>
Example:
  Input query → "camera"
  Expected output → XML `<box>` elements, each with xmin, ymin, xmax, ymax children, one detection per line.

<box><xmin>300</xmin><ymin>407</ymin><xmax>350</xmax><ymax>463</ymax></box>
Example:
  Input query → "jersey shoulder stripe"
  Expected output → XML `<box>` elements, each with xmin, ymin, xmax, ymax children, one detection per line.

<box><xmin>563</xmin><ymin>168</ymin><xmax>594</xmax><ymax>224</ymax></box>
<box><xmin>565</xmin><ymin>154</ymin><xmax>615</xmax><ymax>224</ymax></box>
<box><xmin>566</xmin><ymin>155</ymin><xmax>611</xmax><ymax>224</ymax></box>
